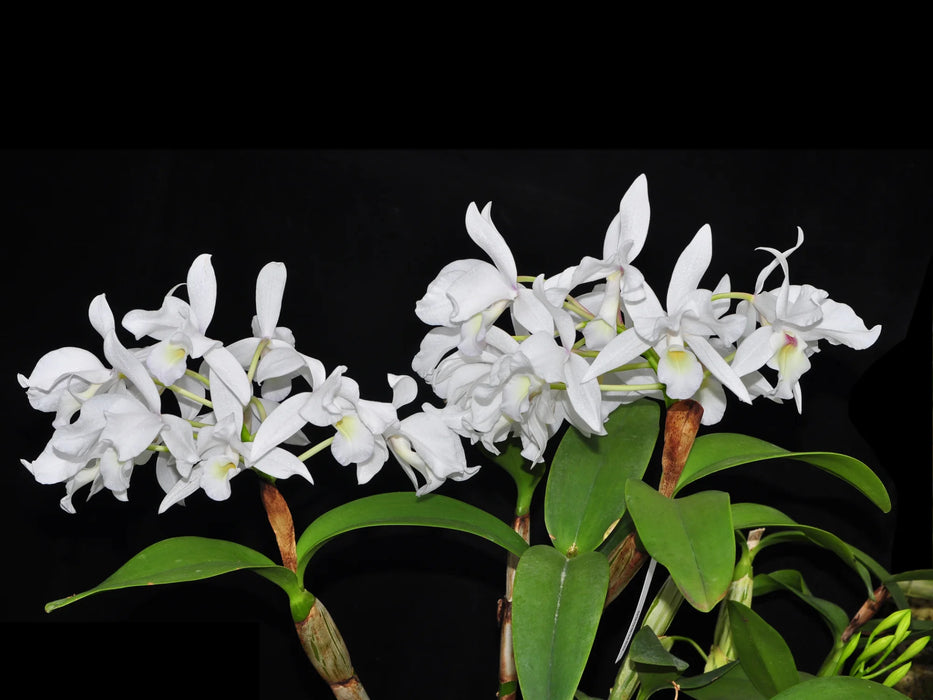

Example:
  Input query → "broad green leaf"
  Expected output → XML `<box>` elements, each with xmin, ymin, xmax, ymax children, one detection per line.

<box><xmin>732</xmin><ymin>502</ymin><xmax>874</xmax><ymax>596</ymax></box>
<box><xmin>683</xmin><ymin>662</ymin><xmax>768</xmax><ymax>700</ymax></box>
<box><xmin>45</xmin><ymin>536</ymin><xmax>313</xmax><ymax>621</ymax></box>
<box><xmin>676</xmin><ymin>433</ymin><xmax>891</xmax><ymax>512</ymax></box>
<box><xmin>294</xmin><ymin>492</ymin><xmax>529</xmax><ymax>580</ymax></box>
<box><xmin>754</xmin><ymin>569</ymin><xmax>850</xmax><ymax>639</ymax></box>
<box><xmin>727</xmin><ymin>600</ymin><xmax>800</xmax><ymax>697</ymax></box>
<box><xmin>625</xmin><ymin>480</ymin><xmax>735</xmax><ymax>612</ymax></box>
<box><xmin>545</xmin><ymin>400</ymin><xmax>660</xmax><ymax>556</ymax></box>
<box><xmin>512</xmin><ymin>545</ymin><xmax>609</xmax><ymax>700</ymax></box>
<box><xmin>770</xmin><ymin>675</ymin><xmax>909</xmax><ymax>698</ymax></box>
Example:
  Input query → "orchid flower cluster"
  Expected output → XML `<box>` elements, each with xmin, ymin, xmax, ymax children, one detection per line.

<box><xmin>411</xmin><ymin>174</ymin><xmax>881</xmax><ymax>465</ymax></box>
<box><xmin>19</xmin><ymin>174</ymin><xmax>881</xmax><ymax>517</ymax></box>
<box><xmin>18</xmin><ymin>255</ymin><xmax>475</xmax><ymax>515</ymax></box>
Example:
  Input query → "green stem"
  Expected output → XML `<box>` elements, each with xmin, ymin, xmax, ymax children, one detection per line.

<box><xmin>298</xmin><ymin>435</ymin><xmax>335</xmax><ymax>462</ymax></box>
<box><xmin>184</xmin><ymin>368</ymin><xmax>210</xmax><ymax>386</ymax></box>
<box><xmin>710</xmin><ymin>291</ymin><xmax>754</xmax><ymax>303</ymax></box>
<box><xmin>165</xmin><ymin>383</ymin><xmax>213</xmax><ymax>408</ymax></box>
<box><xmin>704</xmin><ymin>530</ymin><xmax>761</xmax><ymax>671</ymax></box>
<box><xmin>599</xmin><ymin>383</ymin><xmax>665</xmax><ymax>392</ymax></box>
<box><xmin>246</xmin><ymin>338</ymin><xmax>270</xmax><ymax>383</ymax></box>
<box><xmin>609</xmin><ymin>575</ymin><xmax>685</xmax><ymax>700</ymax></box>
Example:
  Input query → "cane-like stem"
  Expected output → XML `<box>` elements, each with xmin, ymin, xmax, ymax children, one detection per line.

<box><xmin>605</xmin><ymin>399</ymin><xmax>704</xmax><ymax>608</ymax></box>
<box><xmin>498</xmin><ymin>513</ymin><xmax>530</xmax><ymax>699</ymax></box>
<box><xmin>259</xmin><ymin>480</ymin><xmax>370</xmax><ymax>699</ymax></box>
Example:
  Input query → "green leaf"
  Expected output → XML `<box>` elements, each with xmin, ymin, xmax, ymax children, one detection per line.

<box><xmin>727</xmin><ymin>600</ymin><xmax>800</xmax><ymax>697</ymax></box>
<box><xmin>294</xmin><ymin>492</ymin><xmax>530</xmax><ymax>580</ymax></box>
<box><xmin>45</xmin><ymin>536</ymin><xmax>313</xmax><ymax>621</ymax></box>
<box><xmin>754</xmin><ymin>569</ymin><xmax>850</xmax><ymax>640</ymax></box>
<box><xmin>733</xmin><ymin>502</ymin><xmax>874</xmax><ymax>596</ymax></box>
<box><xmin>625</xmin><ymin>480</ymin><xmax>735</xmax><ymax>612</ymax></box>
<box><xmin>676</xmin><ymin>433</ymin><xmax>891</xmax><ymax>512</ymax></box>
<box><xmin>629</xmin><ymin>626</ymin><xmax>690</xmax><ymax>697</ymax></box>
<box><xmin>769</xmin><ymin>675</ymin><xmax>909</xmax><ymax>698</ymax></box>
<box><xmin>545</xmin><ymin>399</ymin><xmax>660</xmax><ymax>556</ymax></box>
<box><xmin>512</xmin><ymin>545</ymin><xmax>609</xmax><ymax>700</ymax></box>
<box><xmin>682</xmin><ymin>662</ymin><xmax>768</xmax><ymax>699</ymax></box>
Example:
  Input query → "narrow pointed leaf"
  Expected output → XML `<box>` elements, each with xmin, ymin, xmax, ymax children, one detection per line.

<box><xmin>295</xmin><ymin>492</ymin><xmax>529</xmax><ymax>580</ymax></box>
<box><xmin>727</xmin><ymin>600</ymin><xmax>800</xmax><ymax>696</ymax></box>
<box><xmin>770</xmin><ymin>675</ymin><xmax>909</xmax><ymax>698</ymax></box>
<box><xmin>545</xmin><ymin>399</ymin><xmax>660</xmax><ymax>556</ymax></box>
<box><xmin>45</xmin><ymin>536</ymin><xmax>312</xmax><ymax>620</ymax></box>
<box><xmin>626</xmin><ymin>479</ymin><xmax>735</xmax><ymax>612</ymax></box>
<box><xmin>681</xmin><ymin>662</ymin><xmax>768</xmax><ymax>699</ymax></box>
<box><xmin>733</xmin><ymin>502</ymin><xmax>874</xmax><ymax>596</ymax></box>
<box><xmin>754</xmin><ymin>569</ymin><xmax>850</xmax><ymax>639</ymax></box>
<box><xmin>512</xmin><ymin>545</ymin><xmax>609</xmax><ymax>700</ymax></box>
<box><xmin>675</xmin><ymin>433</ymin><xmax>890</xmax><ymax>512</ymax></box>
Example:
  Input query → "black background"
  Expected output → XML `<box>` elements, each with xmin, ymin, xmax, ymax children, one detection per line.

<box><xmin>2</xmin><ymin>149</ymin><xmax>931</xmax><ymax>698</ymax></box>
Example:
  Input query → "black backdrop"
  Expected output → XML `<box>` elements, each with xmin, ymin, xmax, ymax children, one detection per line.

<box><xmin>2</xmin><ymin>149</ymin><xmax>931</xmax><ymax>698</ymax></box>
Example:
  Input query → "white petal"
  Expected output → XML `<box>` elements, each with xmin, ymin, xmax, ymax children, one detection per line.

<box><xmin>252</xmin><ymin>446</ymin><xmax>314</xmax><ymax>485</ymax></box>
<box><xmin>208</xmin><ymin>363</ymin><xmax>244</xmax><ymax>436</ymax></box>
<box><xmin>160</xmin><ymin>415</ymin><xmax>200</xmax><ymax>467</ymax></box>
<box><xmin>145</xmin><ymin>337</ymin><xmax>190</xmax><ymax>386</ymax></box>
<box><xmin>583</xmin><ymin>328</ymin><xmax>652</xmax><ymax>382</ymax></box>
<box><xmin>354</xmin><ymin>440</ymin><xmax>389</xmax><ymax>485</ymax></box>
<box><xmin>203</xmin><ymin>345</ymin><xmax>252</xmax><ymax>406</ymax></box>
<box><xmin>255</xmin><ymin>262</ymin><xmax>287</xmax><ymax>339</ymax></box>
<box><xmin>687</xmin><ymin>333</ymin><xmax>752</xmax><ymax>404</ymax></box>
<box><xmin>445</xmin><ymin>262</ymin><xmax>516</xmax><ymax>322</ymax></box>
<box><xmin>159</xmin><ymin>474</ymin><xmax>202</xmax><ymax>513</ymax></box>
<box><xmin>563</xmin><ymin>352</ymin><xmax>604</xmax><ymax>434</ymax></box>
<box><xmin>415</xmin><ymin>259</ymin><xmax>484</xmax><ymax>326</ymax></box>
<box><xmin>512</xmin><ymin>286</ymin><xmax>554</xmax><ymax>336</ymax></box>
<box><xmin>186</xmin><ymin>253</ymin><xmax>217</xmax><ymax>334</ymax></box>
<box><xmin>21</xmin><ymin>445</ymin><xmax>86</xmax><ymax>484</ymax></box>
<box><xmin>604</xmin><ymin>174</ymin><xmax>650</xmax><ymax>262</ymax></box>
<box><xmin>730</xmin><ymin>325</ymin><xmax>776</xmax><ymax>378</ymax></box>
<box><xmin>103</xmin><ymin>330</ymin><xmax>161</xmax><ymax>412</ymax></box>
<box><xmin>256</xmin><ymin>346</ymin><xmax>307</xmax><ymax>383</ymax></box>
<box><xmin>250</xmin><ymin>391</ymin><xmax>312</xmax><ymax>462</ymax></box>
<box><xmin>332</xmin><ymin>414</ymin><xmax>375</xmax><ymax>466</ymax></box>
<box><xmin>88</xmin><ymin>294</ymin><xmax>116</xmax><ymax>337</ymax></box>
<box><xmin>412</xmin><ymin>326</ymin><xmax>460</xmax><ymax>380</ymax></box>
<box><xmin>667</xmin><ymin>224</ymin><xmax>712</xmax><ymax>310</ymax></box>
<box><xmin>657</xmin><ymin>346</ymin><xmax>705</xmax><ymax>400</ymax></box>
<box><xmin>200</xmin><ymin>455</ymin><xmax>240</xmax><ymax>501</ymax></box>
<box><xmin>813</xmin><ymin>298</ymin><xmax>881</xmax><ymax>349</ymax></box>
<box><xmin>101</xmin><ymin>404</ymin><xmax>163</xmax><ymax>461</ymax></box>
<box><xmin>389</xmin><ymin>374</ymin><xmax>418</xmax><ymax>408</ymax></box>
<box><xmin>466</xmin><ymin>201</ymin><xmax>518</xmax><ymax>282</ymax></box>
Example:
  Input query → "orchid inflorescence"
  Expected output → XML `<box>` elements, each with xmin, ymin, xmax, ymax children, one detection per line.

<box><xmin>18</xmin><ymin>174</ymin><xmax>881</xmax><ymax>517</ymax></box>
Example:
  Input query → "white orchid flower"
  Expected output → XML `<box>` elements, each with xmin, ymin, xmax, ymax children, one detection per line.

<box><xmin>21</xmin><ymin>390</ymin><xmax>163</xmax><ymax>512</ymax></box>
<box><xmin>565</xmin><ymin>175</ymin><xmax>651</xmax><ymax>353</ymax></box>
<box><xmin>387</xmin><ymin>408</ymin><xmax>480</xmax><ymax>496</ymax></box>
<box><xmin>414</xmin><ymin>201</ymin><xmax>552</xmax><ymax>359</ymax></box>
<box><xmin>584</xmin><ymin>225</ymin><xmax>751</xmax><ymax>404</ymax></box>
<box><xmin>157</xmin><ymin>411</ymin><xmax>314</xmax><ymax>513</ymax></box>
<box><xmin>429</xmin><ymin>327</ymin><xmax>565</xmax><ymax>465</ymax></box>
<box><xmin>730</xmin><ymin>228</ymin><xmax>881</xmax><ymax>412</ymax></box>
<box><xmin>227</xmin><ymin>261</ymin><xmax>326</xmax><ymax>401</ymax></box>
<box><xmin>122</xmin><ymin>254</ymin><xmax>251</xmax><ymax>405</ymax></box>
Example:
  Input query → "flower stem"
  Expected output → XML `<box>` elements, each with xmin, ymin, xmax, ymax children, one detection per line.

<box><xmin>298</xmin><ymin>435</ymin><xmax>336</xmax><ymax>462</ymax></box>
